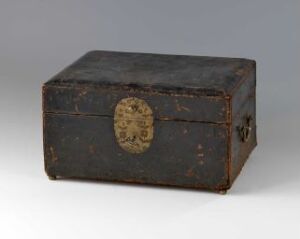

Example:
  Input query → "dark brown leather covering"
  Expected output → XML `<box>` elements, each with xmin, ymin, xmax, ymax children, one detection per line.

<box><xmin>43</xmin><ymin>50</ymin><xmax>256</xmax><ymax>192</ymax></box>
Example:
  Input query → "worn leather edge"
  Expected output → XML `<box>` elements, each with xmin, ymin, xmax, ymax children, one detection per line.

<box><xmin>42</xmin><ymin>84</ymin><xmax>229</xmax><ymax>99</ymax></box>
<box><xmin>226</xmin><ymin>96</ymin><xmax>233</xmax><ymax>190</ymax></box>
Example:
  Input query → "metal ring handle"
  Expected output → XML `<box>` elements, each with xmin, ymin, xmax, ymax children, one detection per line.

<box><xmin>237</xmin><ymin>115</ymin><xmax>252</xmax><ymax>142</ymax></box>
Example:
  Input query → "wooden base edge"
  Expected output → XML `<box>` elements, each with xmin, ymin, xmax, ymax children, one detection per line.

<box><xmin>218</xmin><ymin>190</ymin><xmax>227</xmax><ymax>195</ymax></box>
<box><xmin>48</xmin><ymin>175</ymin><xmax>57</xmax><ymax>180</ymax></box>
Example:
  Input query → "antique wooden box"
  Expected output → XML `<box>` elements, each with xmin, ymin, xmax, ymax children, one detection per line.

<box><xmin>43</xmin><ymin>50</ymin><xmax>256</xmax><ymax>193</ymax></box>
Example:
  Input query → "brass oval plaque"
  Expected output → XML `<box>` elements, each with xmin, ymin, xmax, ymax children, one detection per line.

<box><xmin>114</xmin><ymin>97</ymin><xmax>154</xmax><ymax>154</ymax></box>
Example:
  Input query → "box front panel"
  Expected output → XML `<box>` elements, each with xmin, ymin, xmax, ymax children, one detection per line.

<box><xmin>44</xmin><ymin>113</ymin><xmax>228</xmax><ymax>190</ymax></box>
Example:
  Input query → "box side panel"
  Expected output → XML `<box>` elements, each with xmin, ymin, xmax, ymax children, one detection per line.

<box><xmin>44</xmin><ymin>113</ymin><xmax>229</xmax><ymax>190</ymax></box>
<box><xmin>229</xmin><ymin>61</ymin><xmax>256</xmax><ymax>185</ymax></box>
<box><xmin>43</xmin><ymin>86</ymin><xmax>228</xmax><ymax>123</ymax></box>
<box><xmin>230</xmin><ymin>89</ymin><xmax>257</xmax><ymax>185</ymax></box>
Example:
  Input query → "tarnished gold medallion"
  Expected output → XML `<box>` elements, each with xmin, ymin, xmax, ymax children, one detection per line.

<box><xmin>114</xmin><ymin>97</ymin><xmax>154</xmax><ymax>154</ymax></box>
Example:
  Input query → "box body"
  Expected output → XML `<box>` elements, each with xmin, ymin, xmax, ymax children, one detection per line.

<box><xmin>43</xmin><ymin>51</ymin><xmax>256</xmax><ymax>192</ymax></box>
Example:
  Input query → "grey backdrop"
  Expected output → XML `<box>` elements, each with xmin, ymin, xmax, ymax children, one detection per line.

<box><xmin>0</xmin><ymin>1</ymin><xmax>299</xmax><ymax>239</ymax></box>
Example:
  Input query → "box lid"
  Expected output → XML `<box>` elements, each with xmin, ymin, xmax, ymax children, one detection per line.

<box><xmin>43</xmin><ymin>51</ymin><xmax>255</xmax><ymax>123</ymax></box>
<box><xmin>45</xmin><ymin>50</ymin><xmax>255</xmax><ymax>97</ymax></box>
